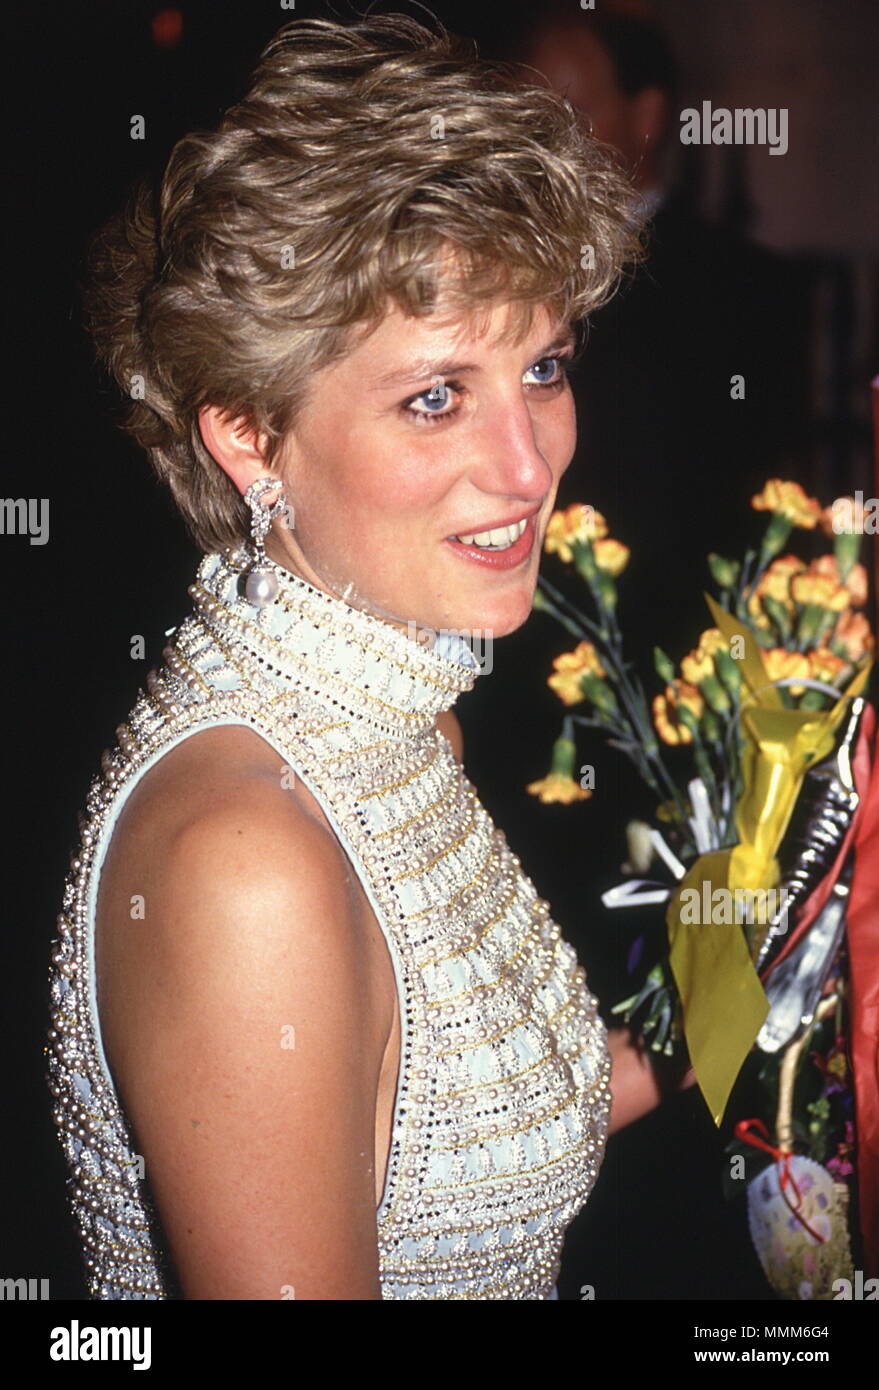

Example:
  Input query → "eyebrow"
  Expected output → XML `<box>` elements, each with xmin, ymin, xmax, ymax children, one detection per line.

<box><xmin>370</xmin><ymin>327</ymin><xmax>578</xmax><ymax>390</ymax></box>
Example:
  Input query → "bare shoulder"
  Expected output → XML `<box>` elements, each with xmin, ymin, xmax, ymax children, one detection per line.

<box><xmin>111</xmin><ymin>722</ymin><xmax>330</xmax><ymax>835</ymax></box>
<box><xmin>94</xmin><ymin>723</ymin><xmax>386</xmax><ymax>1298</ymax></box>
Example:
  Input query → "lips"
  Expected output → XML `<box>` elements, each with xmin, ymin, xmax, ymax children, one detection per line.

<box><xmin>444</xmin><ymin>512</ymin><xmax>538</xmax><ymax>570</ymax></box>
<box><xmin>446</xmin><ymin>504</ymin><xmax>541</xmax><ymax>541</ymax></box>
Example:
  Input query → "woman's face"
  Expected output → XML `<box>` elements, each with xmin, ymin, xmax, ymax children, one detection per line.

<box><xmin>271</xmin><ymin>296</ymin><xmax>577</xmax><ymax>641</ymax></box>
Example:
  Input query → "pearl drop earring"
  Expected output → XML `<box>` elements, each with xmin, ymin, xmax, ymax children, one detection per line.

<box><xmin>240</xmin><ymin>477</ymin><xmax>291</xmax><ymax>606</ymax></box>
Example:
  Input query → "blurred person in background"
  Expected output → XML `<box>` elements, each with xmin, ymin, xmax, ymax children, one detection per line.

<box><xmin>462</xmin><ymin>0</ymin><xmax>814</xmax><ymax>954</ymax></box>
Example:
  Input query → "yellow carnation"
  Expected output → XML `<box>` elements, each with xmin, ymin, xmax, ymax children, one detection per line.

<box><xmin>544</xmin><ymin>503</ymin><xmax>608</xmax><ymax>563</ymax></box>
<box><xmin>790</xmin><ymin>572</ymin><xmax>850</xmax><ymax>613</ymax></box>
<box><xmin>547</xmin><ymin>640</ymin><xmax>606</xmax><ymax>705</ymax></box>
<box><xmin>756</xmin><ymin>554</ymin><xmax>807</xmax><ymax>606</ymax></box>
<box><xmin>697</xmin><ymin>628</ymin><xmax>727</xmax><ymax>657</ymax></box>
<box><xmin>680</xmin><ymin>628</ymin><xmax>728</xmax><ymax>684</ymax></box>
<box><xmin>592</xmin><ymin>537</ymin><xmax>630</xmax><ymax>576</ymax></box>
<box><xmin>834</xmin><ymin>611</ymin><xmax>874</xmax><ymax>662</ymax></box>
<box><xmin>808</xmin><ymin>648</ymin><xmax>848</xmax><ymax>684</ymax></box>
<box><xmin>675</xmin><ymin>680</ymin><xmax>704</xmax><ymax>721</ymax></box>
<box><xmin>526</xmin><ymin>771</ymin><xmax>591</xmax><ymax>804</ymax></box>
<box><xmin>652</xmin><ymin>681</ymin><xmax>703</xmax><ymax>745</ymax></box>
<box><xmin>763</xmin><ymin>648</ymin><xmax>811</xmax><ymax>697</ymax></box>
<box><xmin>680</xmin><ymin>648</ymin><xmax>714</xmax><ymax>685</ymax></box>
<box><xmin>751</xmin><ymin>479</ymin><xmax>821</xmax><ymax>529</ymax></box>
<box><xmin>808</xmin><ymin>554</ymin><xmax>867</xmax><ymax>608</ymax></box>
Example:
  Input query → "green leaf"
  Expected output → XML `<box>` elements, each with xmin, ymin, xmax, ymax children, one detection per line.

<box><xmin>762</xmin><ymin>595</ymin><xmax>792</xmax><ymax>639</ymax></box>
<box><xmin>707</xmin><ymin>553</ymin><xmax>741</xmax><ymax>589</ymax></box>
<box><xmin>654</xmin><ymin>646</ymin><xmax>676</xmax><ymax>684</ymax></box>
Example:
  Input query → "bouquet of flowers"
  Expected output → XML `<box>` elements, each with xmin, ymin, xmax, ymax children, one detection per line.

<box><xmin>528</xmin><ymin>480</ymin><xmax>876</xmax><ymax>1300</ymax></box>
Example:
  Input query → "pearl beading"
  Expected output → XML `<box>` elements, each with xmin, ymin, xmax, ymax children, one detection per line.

<box><xmin>46</xmin><ymin>548</ymin><xmax>612</xmax><ymax>1300</ymax></box>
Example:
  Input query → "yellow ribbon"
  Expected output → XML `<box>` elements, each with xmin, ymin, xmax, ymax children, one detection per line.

<box><xmin>667</xmin><ymin>595</ymin><xmax>871</xmax><ymax>1125</ymax></box>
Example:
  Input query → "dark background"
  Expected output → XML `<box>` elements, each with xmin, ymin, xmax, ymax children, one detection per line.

<box><xmin>5</xmin><ymin>0</ymin><xmax>878</xmax><ymax>1301</ymax></box>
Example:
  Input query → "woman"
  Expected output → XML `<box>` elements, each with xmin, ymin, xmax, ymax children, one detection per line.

<box><xmin>47</xmin><ymin>12</ymin><xmax>689</xmax><ymax>1301</ymax></box>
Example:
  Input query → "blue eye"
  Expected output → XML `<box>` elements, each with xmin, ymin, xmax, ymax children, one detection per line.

<box><xmin>525</xmin><ymin>357</ymin><xmax>563</xmax><ymax>385</ymax></box>
<box><xmin>402</xmin><ymin>352</ymin><xmax>572</xmax><ymax>426</ymax></box>
<box><xmin>421</xmin><ymin>380</ymin><xmax>450</xmax><ymax>411</ymax></box>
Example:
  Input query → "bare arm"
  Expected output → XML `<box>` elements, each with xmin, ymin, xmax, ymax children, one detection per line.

<box><xmin>436</xmin><ymin>709</ymin><xmax>463</xmax><ymax>761</ymax></box>
<box><xmin>607</xmin><ymin>1026</ymin><xmax>697</xmax><ymax>1134</ymax></box>
<box><xmin>97</xmin><ymin>768</ymin><xmax>385</xmax><ymax>1299</ymax></box>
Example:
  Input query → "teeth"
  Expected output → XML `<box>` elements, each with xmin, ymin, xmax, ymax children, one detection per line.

<box><xmin>454</xmin><ymin>517</ymin><xmax>528</xmax><ymax>549</ymax></box>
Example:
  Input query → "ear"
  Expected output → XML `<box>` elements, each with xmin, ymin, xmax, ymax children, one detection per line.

<box><xmin>197</xmin><ymin>405</ymin><xmax>274</xmax><ymax>498</ymax></box>
<box><xmin>631</xmin><ymin>85</ymin><xmax>668</xmax><ymax>151</ymax></box>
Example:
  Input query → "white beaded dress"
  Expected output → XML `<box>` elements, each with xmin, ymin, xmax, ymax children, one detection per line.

<box><xmin>46</xmin><ymin>546</ymin><xmax>612</xmax><ymax>1300</ymax></box>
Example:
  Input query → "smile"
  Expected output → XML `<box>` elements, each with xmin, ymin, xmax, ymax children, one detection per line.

<box><xmin>444</xmin><ymin>514</ymin><xmax>537</xmax><ymax>571</ymax></box>
<box><xmin>451</xmin><ymin>518</ymin><xmax>529</xmax><ymax>550</ymax></box>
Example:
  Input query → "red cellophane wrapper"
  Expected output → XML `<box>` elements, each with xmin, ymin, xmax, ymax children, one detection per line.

<box><xmin>849</xmin><ymin>673</ymin><xmax>879</xmax><ymax>1276</ymax></box>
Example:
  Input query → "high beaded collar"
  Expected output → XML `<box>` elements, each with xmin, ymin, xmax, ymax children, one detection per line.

<box><xmin>184</xmin><ymin>547</ymin><xmax>482</xmax><ymax>733</ymax></box>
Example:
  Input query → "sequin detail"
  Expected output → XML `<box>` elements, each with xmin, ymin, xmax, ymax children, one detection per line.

<box><xmin>46</xmin><ymin>548</ymin><xmax>612</xmax><ymax>1299</ymax></box>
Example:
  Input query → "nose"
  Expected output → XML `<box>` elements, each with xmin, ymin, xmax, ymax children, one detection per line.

<box><xmin>467</xmin><ymin>393</ymin><xmax>558</xmax><ymax>503</ymax></box>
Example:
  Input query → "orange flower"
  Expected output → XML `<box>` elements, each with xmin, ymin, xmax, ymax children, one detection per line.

<box><xmin>746</xmin><ymin>592</ymin><xmax>773</xmax><ymax>631</ymax></box>
<box><xmin>833</xmin><ymin>610</ymin><xmax>875</xmax><ymax>662</ymax></box>
<box><xmin>790</xmin><ymin>572</ymin><xmax>850</xmax><ymax>613</ymax></box>
<box><xmin>751</xmin><ymin>479</ymin><xmax>821</xmax><ymax>529</ymax></box>
<box><xmin>808</xmin><ymin>554</ymin><xmax>867</xmax><ymax>608</ymax></box>
<box><xmin>653</xmin><ymin>694</ymin><xmax>687</xmax><ymax>745</ymax></box>
<box><xmin>652</xmin><ymin>681</ymin><xmax>703</xmax><ymax>745</ymax></box>
<box><xmin>544</xmin><ymin>503</ymin><xmax>608</xmax><ymax>563</ymax></box>
<box><xmin>526</xmin><ymin>770</ymin><xmax>591</xmax><ymax>804</ymax></box>
<box><xmin>698</xmin><ymin>628</ymin><xmax>727</xmax><ymax>657</ymax></box>
<box><xmin>680</xmin><ymin>627</ymin><xmax>727</xmax><ymax>684</ymax></box>
<box><xmin>756</xmin><ymin>554</ymin><xmax>807</xmax><ymax>606</ymax></box>
<box><xmin>675</xmin><ymin>680</ymin><xmax>704</xmax><ymax>721</ymax></box>
<box><xmin>680</xmin><ymin>648</ymin><xmax>713</xmax><ymax>685</ymax></box>
<box><xmin>808</xmin><ymin>647</ymin><xmax>849</xmax><ymax>685</ymax></box>
<box><xmin>592</xmin><ymin>537</ymin><xmax>630</xmax><ymax>576</ymax></box>
<box><xmin>547</xmin><ymin>641</ymin><xmax>607</xmax><ymax>705</ymax></box>
<box><xmin>763</xmin><ymin>648</ymin><xmax>811</xmax><ymax>697</ymax></box>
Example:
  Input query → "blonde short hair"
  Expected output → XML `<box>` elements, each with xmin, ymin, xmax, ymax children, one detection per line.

<box><xmin>84</xmin><ymin>13</ymin><xmax>644</xmax><ymax>553</ymax></box>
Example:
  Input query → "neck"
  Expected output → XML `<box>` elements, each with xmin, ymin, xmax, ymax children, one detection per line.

<box><xmin>263</xmin><ymin>533</ymin><xmax>440</xmax><ymax>652</ymax></box>
<box><xmin>185</xmin><ymin>547</ymin><xmax>482</xmax><ymax>737</ymax></box>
